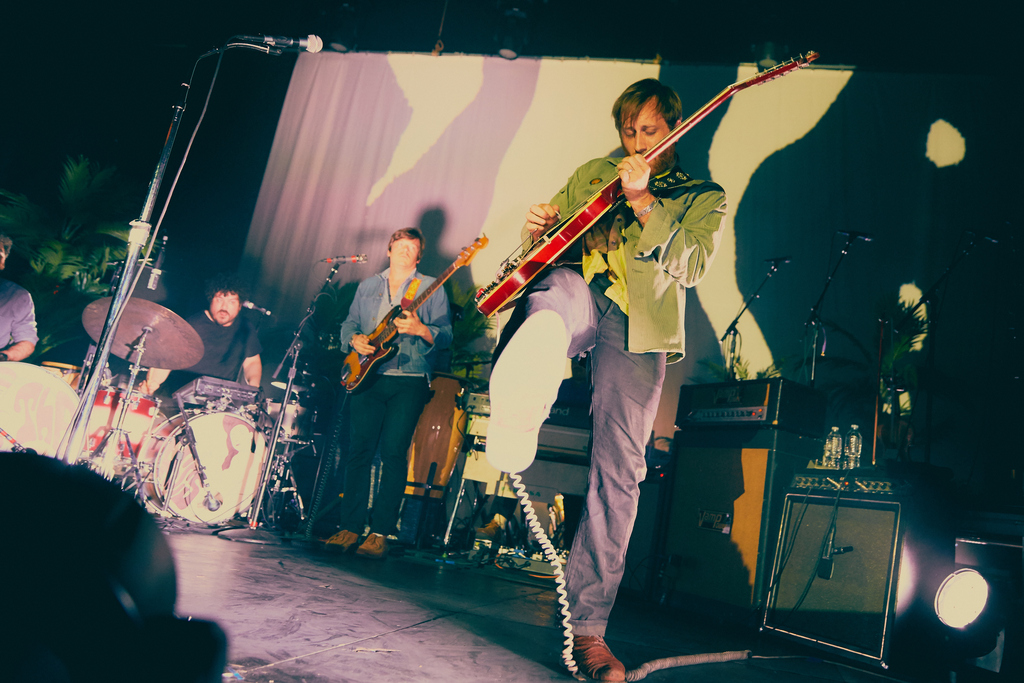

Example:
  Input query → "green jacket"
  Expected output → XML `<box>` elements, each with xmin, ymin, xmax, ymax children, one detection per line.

<box><xmin>539</xmin><ymin>157</ymin><xmax>727</xmax><ymax>360</ymax></box>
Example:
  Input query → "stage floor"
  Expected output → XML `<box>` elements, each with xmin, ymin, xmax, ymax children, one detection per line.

<box><xmin>166</xmin><ymin>525</ymin><xmax>925</xmax><ymax>683</ymax></box>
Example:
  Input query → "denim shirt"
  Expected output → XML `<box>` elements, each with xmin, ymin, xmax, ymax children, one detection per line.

<box><xmin>339</xmin><ymin>268</ymin><xmax>452</xmax><ymax>377</ymax></box>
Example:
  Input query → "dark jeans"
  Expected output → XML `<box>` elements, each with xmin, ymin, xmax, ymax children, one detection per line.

<box><xmin>338</xmin><ymin>374</ymin><xmax>430</xmax><ymax>537</ymax></box>
<box><xmin>499</xmin><ymin>267</ymin><xmax>666</xmax><ymax>636</ymax></box>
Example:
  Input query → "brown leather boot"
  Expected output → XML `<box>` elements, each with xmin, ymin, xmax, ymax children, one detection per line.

<box><xmin>324</xmin><ymin>529</ymin><xmax>359</xmax><ymax>552</ymax></box>
<box><xmin>355</xmin><ymin>532</ymin><xmax>389</xmax><ymax>559</ymax></box>
<box><xmin>572</xmin><ymin>635</ymin><xmax>625</xmax><ymax>681</ymax></box>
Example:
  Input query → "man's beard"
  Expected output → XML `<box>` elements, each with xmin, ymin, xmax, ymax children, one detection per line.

<box><xmin>649</xmin><ymin>143</ymin><xmax>676</xmax><ymax>176</ymax></box>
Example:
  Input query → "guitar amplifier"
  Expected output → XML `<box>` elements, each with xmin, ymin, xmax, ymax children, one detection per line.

<box><xmin>676</xmin><ymin>378</ymin><xmax>825</xmax><ymax>438</ymax></box>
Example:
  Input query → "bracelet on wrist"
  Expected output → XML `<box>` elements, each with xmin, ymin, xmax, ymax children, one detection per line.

<box><xmin>634</xmin><ymin>200</ymin><xmax>658</xmax><ymax>219</ymax></box>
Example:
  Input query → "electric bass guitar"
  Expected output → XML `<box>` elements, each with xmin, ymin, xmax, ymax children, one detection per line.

<box><xmin>340</xmin><ymin>236</ymin><xmax>488</xmax><ymax>392</ymax></box>
<box><xmin>474</xmin><ymin>51</ymin><xmax>819</xmax><ymax>317</ymax></box>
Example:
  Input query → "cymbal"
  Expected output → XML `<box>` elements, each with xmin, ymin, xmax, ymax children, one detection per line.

<box><xmin>82</xmin><ymin>297</ymin><xmax>205</xmax><ymax>369</ymax></box>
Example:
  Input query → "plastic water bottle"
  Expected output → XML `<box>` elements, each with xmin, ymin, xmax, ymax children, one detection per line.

<box><xmin>823</xmin><ymin>426</ymin><xmax>842</xmax><ymax>468</ymax></box>
<box><xmin>844</xmin><ymin>425</ymin><xmax>862</xmax><ymax>470</ymax></box>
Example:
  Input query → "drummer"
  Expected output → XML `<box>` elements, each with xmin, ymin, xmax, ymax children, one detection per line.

<box><xmin>0</xmin><ymin>232</ymin><xmax>38</xmax><ymax>362</ymax></box>
<box><xmin>139</xmin><ymin>273</ymin><xmax>262</xmax><ymax>398</ymax></box>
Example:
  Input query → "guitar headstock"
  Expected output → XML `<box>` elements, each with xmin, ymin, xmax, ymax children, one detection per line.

<box><xmin>741</xmin><ymin>51</ymin><xmax>820</xmax><ymax>89</ymax></box>
<box><xmin>454</xmin><ymin>236</ymin><xmax>489</xmax><ymax>267</ymax></box>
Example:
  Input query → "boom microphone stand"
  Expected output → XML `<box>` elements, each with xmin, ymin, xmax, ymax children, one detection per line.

<box><xmin>803</xmin><ymin>232</ymin><xmax>870</xmax><ymax>388</ymax></box>
<box><xmin>56</xmin><ymin>87</ymin><xmax>190</xmax><ymax>463</ymax></box>
<box><xmin>720</xmin><ymin>257</ymin><xmax>788</xmax><ymax>381</ymax></box>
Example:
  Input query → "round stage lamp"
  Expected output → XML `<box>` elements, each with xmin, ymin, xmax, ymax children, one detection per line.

<box><xmin>934</xmin><ymin>568</ymin><xmax>989</xmax><ymax>628</ymax></box>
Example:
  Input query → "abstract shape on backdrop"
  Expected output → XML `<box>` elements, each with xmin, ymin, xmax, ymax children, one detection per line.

<box><xmin>366</xmin><ymin>54</ymin><xmax>486</xmax><ymax>206</ymax></box>
<box><xmin>703</xmin><ymin>66</ymin><xmax>853</xmax><ymax>375</ymax></box>
<box><xmin>926</xmin><ymin>119</ymin><xmax>966</xmax><ymax>168</ymax></box>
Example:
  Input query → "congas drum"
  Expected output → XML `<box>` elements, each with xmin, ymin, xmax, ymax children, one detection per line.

<box><xmin>0</xmin><ymin>362</ymin><xmax>78</xmax><ymax>456</ymax></box>
<box><xmin>138</xmin><ymin>411</ymin><xmax>268</xmax><ymax>524</ymax></box>
<box><xmin>39</xmin><ymin>361</ymin><xmax>83</xmax><ymax>389</ymax></box>
<box><xmin>405</xmin><ymin>374</ymin><xmax>468</xmax><ymax>499</ymax></box>
<box><xmin>85</xmin><ymin>389</ymin><xmax>161</xmax><ymax>464</ymax></box>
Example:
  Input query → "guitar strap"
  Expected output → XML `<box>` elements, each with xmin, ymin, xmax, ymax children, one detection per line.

<box><xmin>400</xmin><ymin>278</ymin><xmax>421</xmax><ymax>309</ymax></box>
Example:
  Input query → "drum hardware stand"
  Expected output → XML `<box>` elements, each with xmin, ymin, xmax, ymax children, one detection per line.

<box><xmin>0</xmin><ymin>426</ymin><xmax>34</xmax><ymax>454</ymax></box>
<box><xmin>89</xmin><ymin>327</ymin><xmax>153</xmax><ymax>482</ymax></box>
<box><xmin>220</xmin><ymin>342</ymin><xmax>304</xmax><ymax>544</ymax></box>
<box><xmin>720</xmin><ymin>256</ymin><xmax>788</xmax><ymax>381</ymax></box>
<box><xmin>803</xmin><ymin>232</ymin><xmax>866</xmax><ymax>388</ymax></box>
<box><xmin>154</xmin><ymin>392</ymin><xmax>223</xmax><ymax>520</ymax></box>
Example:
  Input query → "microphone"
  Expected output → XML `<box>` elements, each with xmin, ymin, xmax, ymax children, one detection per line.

<box><xmin>242</xmin><ymin>301</ymin><xmax>272</xmax><ymax>316</ymax></box>
<box><xmin>204</xmin><ymin>491</ymin><xmax>222</xmax><ymax>512</ymax></box>
<box><xmin>236</xmin><ymin>34</ymin><xmax>324</xmax><ymax>53</ymax></box>
<box><xmin>836</xmin><ymin>230</ymin><xmax>874</xmax><ymax>242</ymax></box>
<box><xmin>318</xmin><ymin>254</ymin><xmax>368</xmax><ymax>263</ymax></box>
<box><xmin>147</xmin><ymin>235</ymin><xmax>167</xmax><ymax>291</ymax></box>
<box><xmin>764</xmin><ymin>255</ymin><xmax>791</xmax><ymax>265</ymax></box>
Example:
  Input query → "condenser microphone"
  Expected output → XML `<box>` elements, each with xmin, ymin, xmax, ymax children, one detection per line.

<box><xmin>242</xmin><ymin>301</ymin><xmax>272</xmax><ymax>316</ymax></box>
<box><xmin>236</xmin><ymin>34</ymin><xmax>324</xmax><ymax>53</ymax></box>
<box><xmin>836</xmin><ymin>230</ymin><xmax>874</xmax><ymax>242</ymax></box>
<box><xmin>318</xmin><ymin>254</ymin><xmax>368</xmax><ymax>263</ymax></box>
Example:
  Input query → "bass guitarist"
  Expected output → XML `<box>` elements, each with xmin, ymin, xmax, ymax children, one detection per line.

<box><xmin>484</xmin><ymin>79</ymin><xmax>727</xmax><ymax>680</ymax></box>
<box><xmin>328</xmin><ymin>227</ymin><xmax>452</xmax><ymax>559</ymax></box>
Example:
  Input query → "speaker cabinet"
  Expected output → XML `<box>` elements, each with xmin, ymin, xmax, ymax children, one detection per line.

<box><xmin>664</xmin><ymin>428</ymin><xmax>820</xmax><ymax>612</ymax></box>
<box><xmin>762</xmin><ymin>493</ymin><xmax>903</xmax><ymax>666</ymax></box>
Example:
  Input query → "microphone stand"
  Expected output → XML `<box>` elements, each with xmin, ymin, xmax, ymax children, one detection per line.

<box><xmin>803</xmin><ymin>233</ymin><xmax>859</xmax><ymax>388</ymax></box>
<box><xmin>56</xmin><ymin>85</ymin><xmax>190</xmax><ymax>463</ymax></box>
<box><xmin>720</xmin><ymin>259</ymin><xmax>785</xmax><ymax>381</ymax></box>
<box><xmin>220</xmin><ymin>262</ymin><xmax>344</xmax><ymax>543</ymax></box>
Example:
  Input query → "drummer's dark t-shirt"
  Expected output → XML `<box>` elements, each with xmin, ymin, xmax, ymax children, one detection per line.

<box><xmin>184</xmin><ymin>311</ymin><xmax>262</xmax><ymax>381</ymax></box>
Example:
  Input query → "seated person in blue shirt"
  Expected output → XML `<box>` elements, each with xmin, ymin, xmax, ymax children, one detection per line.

<box><xmin>327</xmin><ymin>227</ymin><xmax>452</xmax><ymax>559</ymax></box>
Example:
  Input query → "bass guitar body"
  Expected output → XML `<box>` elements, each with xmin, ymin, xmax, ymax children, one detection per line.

<box><xmin>339</xmin><ymin>307</ymin><xmax>402</xmax><ymax>392</ymax></box>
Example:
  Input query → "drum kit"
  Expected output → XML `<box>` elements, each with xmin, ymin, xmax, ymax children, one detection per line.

<box><xmin>0</xmin><ymin>297</ymin><xmax>314</xmax><ymax>529</ymax></box>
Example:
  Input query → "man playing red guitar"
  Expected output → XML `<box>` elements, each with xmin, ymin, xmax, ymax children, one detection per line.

<box><xmin>485</xmin><ymin>79</ymin><xmax>727</xmax><ymax>680</ymax></box>
<box><xmin>328</xmin><ymin>227</ymin><xmax>452</xmax><ymax>559</ymax></box>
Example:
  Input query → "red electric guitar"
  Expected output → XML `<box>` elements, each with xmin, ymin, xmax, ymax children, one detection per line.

<box><xmin>474</xmin><ymin>51</ymin><xmax>819</xmax><ymax>317</ymax></box>
<box><xmin>340</xmin><ymin>236</ymin><xmax>488</xmax><ymax>392</ymax></box>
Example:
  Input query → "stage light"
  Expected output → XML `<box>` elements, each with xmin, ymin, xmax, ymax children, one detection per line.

<box><xmin>496</xmin><ymin>3</ymin><xmax>530</xmax><ymax>60</ymax></box>
<box><xmin>934</xmin><ymin>568</ymin><xmax>990</xmax><ymax>629</ymax></box>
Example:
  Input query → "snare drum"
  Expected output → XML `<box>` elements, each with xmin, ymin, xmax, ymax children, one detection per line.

<box><xmin>0</xmin><ymin>362</ymin><xmax>78</xmax><ymax>456</ymax></box>
<box><xmin>85</xmin><ymin>389</ymin><xmax>161</xmax><ymax>463</ymax></box>
<box><xmin>138</xmin><ymin>411</ymin><xmax>267</xmax><ymax>524</ymax></box>
<box><xmin>265</xmin><ymin>397</ymin><xmax>312</xmax><ymax>440</ymax></box>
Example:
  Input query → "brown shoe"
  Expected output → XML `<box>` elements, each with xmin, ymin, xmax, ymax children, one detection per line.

<box><xmin>572</xmin><ymin>635</ymin><xmax>625</xmax><ymax>682</ymax></box>
<box><xmin>324</xmin><ymin>529</ymin><xmax>359</xmax><ymax>552</ymax></box>
<box><xmin>355</xmin><ymin>532</ymin><xmax>389</xmax><ymax>559</ymax></box>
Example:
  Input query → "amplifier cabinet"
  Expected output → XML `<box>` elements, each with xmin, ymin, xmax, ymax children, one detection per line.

<box><xmin>762</xmin><ymin>493</ymin><xmax>903</xmax><ymax>667</ymax></box>
<box><xmin>762</xmin><ymin>486</ymin><xmax>956</xmax><ymax>671</ymax></box>
<box><xmin>664</xmin><ymin>428</ymin><xmax>820</xmax><ymax>612</ymax></box>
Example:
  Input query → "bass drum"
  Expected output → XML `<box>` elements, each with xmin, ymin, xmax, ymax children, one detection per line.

<box><xmin>0</xmin><ymin>362</ymin><xmax>78</xmax><ymax>456</ymax></box>
<box><xmin>139</xmin><ymin>411</ymin><xmax>268</xmax><ymax>524</ymax></box>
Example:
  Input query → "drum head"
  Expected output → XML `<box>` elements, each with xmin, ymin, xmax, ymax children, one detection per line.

<box><xmin>0</xmin><ymin>362</ymin><xmax>79</xmax><ymax>457</ymax></box>
<box><xmin>147</xmin><ymin>411</ymin><xmax>267</xmax><ymax>524</ymax></box>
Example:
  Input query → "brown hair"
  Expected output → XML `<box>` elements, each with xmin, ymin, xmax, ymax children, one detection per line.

<box><xmin>388</xmin><ymin>227</ymin><xmax>425</xmax><ymax>255</ymax></box>
<box><xmin>612</xmin><ymin>79</ymin><xmax>683</xmax><ymax>133</ymax></box>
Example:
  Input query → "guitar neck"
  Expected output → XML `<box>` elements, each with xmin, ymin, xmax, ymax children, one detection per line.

<box><xmin>403</xmin><ymin>261</ymin><xmax>458</xmax><ymax>316</ymax></box>
<box><xmin>645</xmin><ymin>51</ymin><xmax>819</xmax><ymax>167</ymax></box>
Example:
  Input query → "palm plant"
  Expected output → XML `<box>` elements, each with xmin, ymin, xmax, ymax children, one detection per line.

<box><xmin>0</xmin><ymin>156</ymin><xmax>136</xmax><ymax>357</ymax></box>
